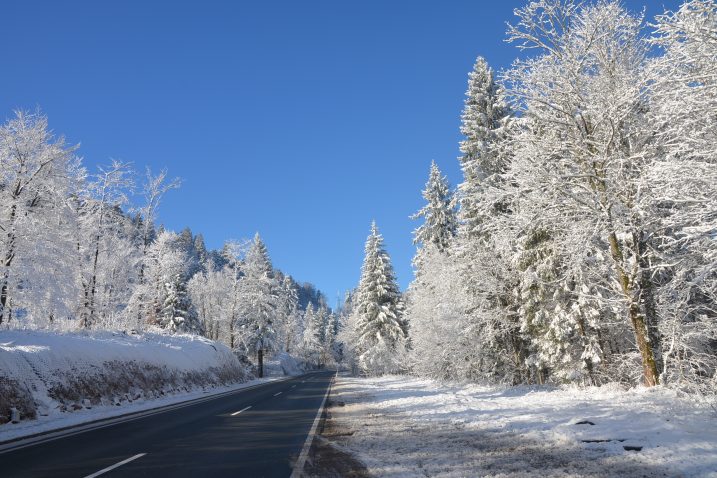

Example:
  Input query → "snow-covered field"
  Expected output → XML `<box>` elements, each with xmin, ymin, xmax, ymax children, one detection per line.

<box><xmin>326</xmin><ymin>376</ymin><xmax>717</xmax><ymax>477</ymax></box>
<box><xmin>0</xmin><ymin>329</ymin><xmax>253</xmax><ymax>442</ymax></box>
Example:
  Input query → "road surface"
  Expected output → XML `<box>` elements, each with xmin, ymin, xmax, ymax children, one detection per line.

<box><xmin>0</xmin><ymin>370</ymin><xmax>335</xmax><ymax>477</ymax></box>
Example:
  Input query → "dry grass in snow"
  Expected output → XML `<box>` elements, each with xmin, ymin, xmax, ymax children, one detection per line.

<box><xmin>323</xmin><ymin>375</ymin><xmax>717</xmax><ymax>478</ymax></box>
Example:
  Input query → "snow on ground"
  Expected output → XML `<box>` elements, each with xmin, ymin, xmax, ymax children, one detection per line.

<box><xmin>0</xmin><ymin>329</ymin><xmax>257</xmax><ymax>442</ymax></box>
<box><xmin>326</xmin><ymin>375</ymin><xmax>717</xmax><ymax>477</ymax></box>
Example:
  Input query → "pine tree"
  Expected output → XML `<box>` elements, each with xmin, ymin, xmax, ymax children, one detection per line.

<box><xmin>279</xmin><ymin>274</ymin><xmax>300</xmax><ymax>353</ymax></box>
<box><xmin>316</xmin><ymin>303</ymin><xmax>334</xmax><ymax>367</ymax></box>
<box><xmin>351</xmin><ymin>222</ymin><xmax>406</xmax><ymax>375</ymax></box>
<box><xmin>193</xmin><ymin>234</ymin><xmax>209</xmax><ymax>267</ymax></box>
<box><xmin>236</xmin><ymin>233</ymin><xmax>279</xmax><ymax>377</ymax></box>
<box><xmin>410</xmin><ymin>161</ymin><xmax>457</xmax><ymax>257</ymax></box>
<box><xmin>301</xmin><ymin>303</ymin><xmax>322</xmax><ymax>367</ymax></box>
<box><xmin>458</xmin><ymin>56</ymin><xmax>511</xmax><ymax>236</ymax></box>
<box><xmin>329</xmin><ymin>311</ymin><xmax>342</xmax><ymax>363</ymax></box>
<box><xmin>160</xmin><ymin>272</ymin><xmax>201</xmax><ymax>334</ymax></box>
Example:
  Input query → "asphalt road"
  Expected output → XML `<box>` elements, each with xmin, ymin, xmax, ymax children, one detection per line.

<box><xmin>0</xmin><ymin>370</ymin><xmax>335</xmax><ymax>478</ymax></box>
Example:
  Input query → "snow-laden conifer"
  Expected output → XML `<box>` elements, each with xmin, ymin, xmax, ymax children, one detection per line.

<box><xmin>235</xmin><ymin>233</ymin><xmax>279</xmax><ymax>375</ymax></box>
<box><xmin>278</xmin><ymin>274</ymin><xmax>301</xmax><ymax>353</ymax></box>
<box><xmin>301</xmin><ymin>303</ymin><xmax>322</xmax><ymax>367</ymax></box>
<box><xmin>350</xmin><ymin>222</ymin><xmax>406</xmax><ymax>375</ymax></box>
<box><xmin>411</xmin><ymin>161</ymin><xmax>457</xmax><ymax>257</ymax></box>
<box><xmin>458</xmin><ymin>56</ymin><xmax>511</xmax><ymax>236</ymax></box>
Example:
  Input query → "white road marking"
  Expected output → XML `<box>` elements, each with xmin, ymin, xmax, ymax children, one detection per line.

<box><xmin>274</xmin><ymin>392</ymin><xmax>282</xmax><ymax>396</ymax></box>
<box><xmin>231</xmin><ymin>406</ymin><xmax>251</xmax><ymax>416</ymax></box>
<box><xmin>290</xmin><ymin>372</ymin><xmax>337</xmax><ymax>478</ymax></box>
<box><xmin>291</xmin><ymin>385</ymin><xmax>296</xmax><ymax>389</ymax></box>
<box><xmin>84</xmin><ymin>453</ymin><xmax>146</xmax><ymax>478</ymax></box>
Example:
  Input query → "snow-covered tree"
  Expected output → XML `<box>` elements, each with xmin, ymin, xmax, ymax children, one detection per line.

<box><xmin>405</xmin><ymin>249</ymin><xmax>474</xmax><ymax>380</ymax></box>
<box><xmin>648</xmin><ymin>0</ymin><xmax>717</xmax><ymax>392</ymax></box>
<box><xmin>0</xmin><ymin>111</ymin><xmax>82</xmax><ymax>326</ymax></box>
<box><xmin>301</xmin><ymin>303</ymin><xmax>322</xmax><ymax>367</ymax></box>
<box><xmin>315</xmin><ymin>303</ymin><xmax>334</xmax><ymax>366</ymax></box>
<box><xmin>506</xmin><ymin>0</ymin><xmax>662</xmax><ymax>386</ymax></box>
<box><xmin>140</xmin><ymin>231</ymin><xmax>201</xmax><ymax>333</ymax></box>
<box><xmin>277</xmin><ymin>274</ymin><xmax>301</xmax><ymax>353</ymax></box>
<box><xmin>326</xmin><ymin>310</ymin><xmax>341</xmax><ymax>363</ymax></box>
<box><xmin>235</xmin><ymin>233</ymin><xmax>279</xmax><ymax>376</ymax></box>
<box><xmin>411</xmin><ymin>161</ymin><xmax>457</xmax><ymax>258</ymax></box>
<box><xmin>458</xmin><ymin>56</ymin><xmax>511</xmax><ymax>236</ymax></box>
<box><xmin>348</xmin><ymin>222</ymin><xmax>406</xmax><ymax>375</ymax></box>
<box><xmin>76</xmin><ymin>161</ymin><xmax>135</xmax><ymax>328</ymax></box>
<box><xmin>161</xmin><ymin>272</ymin><xmax>200</xmax><ymax>333</ymax></box>
<box><xmin>189</xmin><ymin>268</ymin><xmax>230</xmax><ymax>341</ymax></box>
<box><xmin>449</xmin><ymin>54</ymin><xmax>526</xmax><ymax>383</ymax></box>
<box><xmin>131</xmin><ymin>168</ymin><xmax>180</xmax><ymax>329</ymax></box>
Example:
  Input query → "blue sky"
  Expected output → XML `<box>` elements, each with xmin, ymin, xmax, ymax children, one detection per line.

<box><xmin>2</xmin><ymin>0</ymin><xmax>681</xmax><ymax>304</ymax></box>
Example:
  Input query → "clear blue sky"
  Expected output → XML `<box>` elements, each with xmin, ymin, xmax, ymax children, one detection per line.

<box><xmin>2</xmin><ymin>0</ymin><xmax>680</xmax><ymax>304</ymax></box>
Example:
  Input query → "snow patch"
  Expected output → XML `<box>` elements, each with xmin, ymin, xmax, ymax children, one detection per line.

<box><xmin>327</xmin><ymin>375</ymin><xmax>717</xmax><ymax>477</ymax></box>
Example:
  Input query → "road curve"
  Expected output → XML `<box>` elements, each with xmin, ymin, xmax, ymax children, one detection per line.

<box><xmin>1</xmin><ymin>370</ymin><xmax>335</xmax><ymax>478</ymax></box>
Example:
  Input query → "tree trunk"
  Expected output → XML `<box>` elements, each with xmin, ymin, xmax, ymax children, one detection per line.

<box><xmin>0</xmin><ymin>203</ymin><xmax>18</xmax><ymax>325</ymax></box>
<box><xmin>229</xmin><ymin>319</ymin><xmax>235</xmax><ymax>350</ymax></box>
<box><xmin>257</xmin><ymin>349</ymin><xmax>264</xmax><ymax>378</ymax></box>
<box><xmin>636</xmin><ymin>231</ymin><xmax>662</xmax><ymax>380</ymax></box>
<box><xmin>0</xmin><ymin>281</ymin><xmax>8</xmax><ymax>325</ymax></box>
<box><xmin>607</xmin><ymin>230</ymin><xmax>660</xmax><ymax>386</ymax></box>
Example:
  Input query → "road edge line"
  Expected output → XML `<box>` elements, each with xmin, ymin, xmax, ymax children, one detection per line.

<box><xmin>290</xmin><ymin>371</ymin><xmax>337</xmax><ymax>478</ymax></box>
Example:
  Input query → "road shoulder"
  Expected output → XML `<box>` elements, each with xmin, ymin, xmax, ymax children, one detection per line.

<box><xmin>302</xmin><ymin>373</ymin><xmax>371</xmax><ymax>478</ymax></box>
<box><xmin>313</xmin><ymin>375</ymin><xmax>713</xmax><ymax>477</ymax></box>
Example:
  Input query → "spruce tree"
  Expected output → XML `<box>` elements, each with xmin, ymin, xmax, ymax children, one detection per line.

<box><xmin>301</xmin><ymin>303</ymin><xmax>322</xmax><ymax>367</ymax></box>
<box><xmin>458</xmin><ymin>56</ymin><xmax>511</xmax><ymax>236</ymax></box>
<box><xmin>279</xmin><ymin>275</ymin><xmax>300</xmax><ymax>353</ymax></box>
<box><xmin>352</xmin><ymin>222</ymin><xmax>406</xmax><ymax>375</ymax></box>
<box><xmin>193</xmin><ymin>233</ymin><xmax>210</xmax><ymax>269</ymax></box>
<box><xmin>411</xmin><ymin>160</ymin><xmax>457</xmax><ymax>258</ymax></box>
<box><xmin>236</xmin><ymin>233</ymin><xmax>279</xmax><ymax>377</ymax></box>
<box><xmin>160</xmin><ymin>272</ymin><xmax>202</xmax><ymax>334</ymax></box>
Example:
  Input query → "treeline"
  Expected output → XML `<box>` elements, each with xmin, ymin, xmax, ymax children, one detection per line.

<box><xmin>0</xmin><ymin>112</ymin><xmax>339</xmax><ymax>367</ymax></box>
<box><xmin>346</xmin><ymin>0</ymin><xmax>717</xmax><ymax>397</ymax></box>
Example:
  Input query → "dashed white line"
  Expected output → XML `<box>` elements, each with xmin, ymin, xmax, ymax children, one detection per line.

<box><xmin>291</xmin><ymin>385</ymin><xmax>296</xmax><ymax>389</ymax></box>
<box><xmin>84</xmin><ymin>453</ymin><xmax>146</xmax><ymax>478</ymax></box>
<box><xmin>274</xmin><ymin>392</ymin><xmax>282</xmax><ymax>396</ymax></box>
<box><xmin>231</xmin><ymin>406</ymin><xmax>252</xmax><ymax>416</ymax></box>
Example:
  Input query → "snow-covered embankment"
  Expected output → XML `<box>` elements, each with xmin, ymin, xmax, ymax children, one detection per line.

<box><xmin>0</xmin><ymin>330</ymin><xmax>250</xmax><ymax>436</ymax></box>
